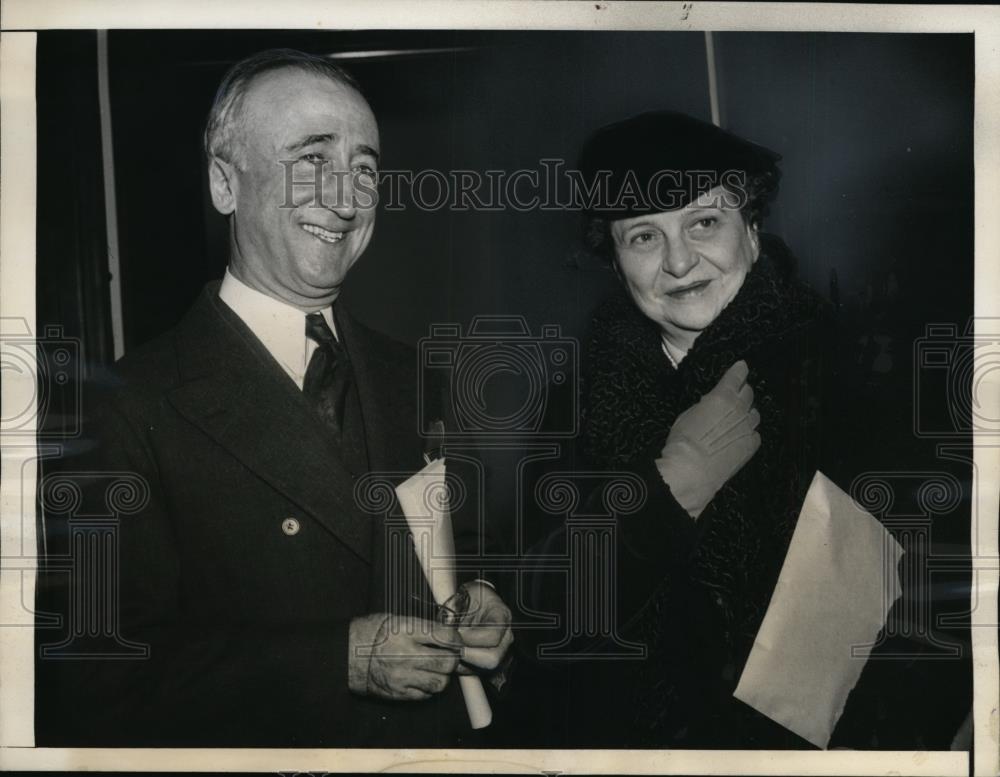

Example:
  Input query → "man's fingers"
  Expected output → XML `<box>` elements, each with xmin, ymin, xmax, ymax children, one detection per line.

<box><xmin>373</xmin><ymin>664</ymin><xmax>452</xmax><ymax>700</ymax></box>
<box><xmin>494</xmin><ymin>624</ymin><xmax>514</xmax><ymax>657</ymax></box>
<box><xmin>412</xmin><ymin>619</ymin><xmax>462</xmax><ymax>650</ymax></box>
<box><xmin>461</xmin><ymin>646</ymin><xmax>502</xmax><ymax>670</ymax></box>
<box><xmin>397</xmin><ymin>686</ymin><xmax>432</xmax><ymax>701</ymax></box>
<box><xmin>407</xmin><ymin>669</ymin><xmax>451</xmax><ymax>695</ymax></box>
<box><xmin>458</xmin><ymin>603</ymin><xmax>512</xmax><ymax>647</ymax></box>
<box><xmin>460</xmin><ymin>624</ymin><xmax>504</xmax><ymax>648</ymax></box>
<box><xmin>363</xmin><ymin>614</ymin><xmax>467</xmax><ymax>701</ymax></box>
<box><xmin>374</xmin><ymin>624</ymin><xmax>460</xmax><ymax>672</ymax></box>
<box><xmin>461</xmin><ymin>626</ymin><xmax>514</xmax><ymax>670</ymax></box>
<box><xmin>418</xmin><ymin>650</ymin><xmax>460</xmax><ymax>675</ymax></box>
<box><xmin>382</xmin><ymin>644</ymin><xmax>459</xmax><ymax>674</ymax></box>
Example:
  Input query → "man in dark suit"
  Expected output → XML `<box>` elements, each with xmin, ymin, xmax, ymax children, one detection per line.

<box><xmin>35</xmin><ymin>48</ymin><xmax>512</xmax><ymax>747</ymax></box>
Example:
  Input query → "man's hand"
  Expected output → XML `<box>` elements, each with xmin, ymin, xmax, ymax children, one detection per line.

<box><xmin>348</xmin><ymin>613</ymin><xmax>461</xmax><ymax>701</ymax></box>
<box><xmin>656</xmin><ymin>359</ymin><xmax>761</xmax><ymax>519</ymax></box>
<box><xmin>450</xmin><ymin>581</ymin><xmax>514</xmax><ymax>673</ymax></box>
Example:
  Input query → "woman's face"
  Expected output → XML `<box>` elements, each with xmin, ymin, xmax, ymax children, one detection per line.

<box><xmin>610</xmin><ymin>186</ymin><xmax>760</xmax><ymax>352</ymax></box>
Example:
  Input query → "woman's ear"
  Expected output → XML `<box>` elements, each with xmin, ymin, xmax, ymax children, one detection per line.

<box><xmin>208</xmin><ymin>157</ymin><xmax>238</xmax><ymax>215</ymax></box>
<box><xmin>611</xmin><ymin>254</ymin><xmax>625</xmax><ymax>284</ymax></box>
<box><xmin>748</xmin><ymin>222</ymin><xmax>761</xmax><ymax>263</ymax></box>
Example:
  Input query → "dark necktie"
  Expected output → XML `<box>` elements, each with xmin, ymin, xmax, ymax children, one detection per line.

<box><xmin>303</xmin><ymin>312</ymin><xmax>367</xmax><ymax>468</ymax></box>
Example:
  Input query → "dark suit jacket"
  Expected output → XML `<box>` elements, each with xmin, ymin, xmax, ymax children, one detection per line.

<box><xmin>35</xmin><ymin>282</ymin><xmax>483</xmax><ymax>747</ymax></box>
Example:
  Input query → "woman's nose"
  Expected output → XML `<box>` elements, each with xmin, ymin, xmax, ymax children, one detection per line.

<box><xmin>661</xmin><ymin>238</ymin><xmax>697</xmax><ymax>277</ymax></box>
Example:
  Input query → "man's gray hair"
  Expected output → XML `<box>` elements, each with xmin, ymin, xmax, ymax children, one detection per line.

<box><xmin>203</xmin><ymin>48</ymin><xmax>363</xmax><ymax>169</ymax></box>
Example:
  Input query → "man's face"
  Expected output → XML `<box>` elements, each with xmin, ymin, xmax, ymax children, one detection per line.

<box><xmin>222</xmin><ymin>68</ymin><xmax>379</xmax><ymax>310</ymax></box>
<box><xmin>610</xmin><ymin>186</ymin><xmax>759</xmax><ymax>351</ymax></box>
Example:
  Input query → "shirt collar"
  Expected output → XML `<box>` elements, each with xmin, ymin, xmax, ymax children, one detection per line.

<box><xmin>218</xmin><ymin>268</ymin><xmax>337</xmax><ymax>387</ymax></box>
<box><xmin>660</xmin><ymin>333</ymin><xmax>685</xmax><ymax>368</ymax></box>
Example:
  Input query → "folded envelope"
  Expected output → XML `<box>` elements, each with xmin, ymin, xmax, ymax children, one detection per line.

<box><xmin>733</xmin><ymin>470</ymin><xmax>904</xmax><ymax>748</ymax></box>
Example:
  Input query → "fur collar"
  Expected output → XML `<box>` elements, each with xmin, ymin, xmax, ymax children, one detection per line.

<box><xmin>582</xmin><ymin>235</ymin><xmax>825</xmax><ymax>466</ymax></box>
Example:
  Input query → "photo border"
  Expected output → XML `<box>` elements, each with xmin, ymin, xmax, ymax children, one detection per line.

<box><xmin>1</xmin><ymin>2</ymin><xmax>997</xmax><ymax>775</ymax></box>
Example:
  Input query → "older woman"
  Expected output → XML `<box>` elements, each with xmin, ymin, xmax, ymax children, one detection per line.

<box><xmin>576</xmin><ymin>111</ymin><xmax>842</xmax><ymax>747</ymax></box>
<box><xmin>514</xmin><ymin>111</ymin><xmax>844</xmax><ymax>749</ymax></box>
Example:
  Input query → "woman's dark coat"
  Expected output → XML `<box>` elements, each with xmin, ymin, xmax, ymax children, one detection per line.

<box><xmin>519</xmin><ymin>235</ymin><xmax>850</xmax><ymax>748</ymax></box>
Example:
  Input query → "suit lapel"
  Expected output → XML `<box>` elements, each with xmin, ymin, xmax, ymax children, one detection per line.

<box><xmin>167</xmin><ymin>285</ymin><xmax>372</xmax><ymax>564</ymax></box>
<box><xmin>336</xmin><ymin>307</ymin><xmax>423</xmax><ymax>475</ymax></box>
<box><xmin>334</xmin><ymin>307</ymin><xmax>437</xmax><ymax>616</ymax></box>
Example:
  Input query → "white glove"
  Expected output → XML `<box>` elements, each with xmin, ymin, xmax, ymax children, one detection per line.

<box><xmin>656</xmin><ymin>360</ymin><xmax>761</xmax><ymax>519</ymax></box>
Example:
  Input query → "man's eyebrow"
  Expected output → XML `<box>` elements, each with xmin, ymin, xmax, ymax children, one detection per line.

<box><xmin>285</xmin><ymin>133</ymin><xmax>334</xmax><ymax>153</ymax></box>
<box><xmin>283</xmin><ymin>135</ymin><xmax>380</xmax><ymax>164</ymax></box>
<box><xmin>356</xmin><ymin>144</ymin><xmax>380</xmax><ymax>164</ymax></box>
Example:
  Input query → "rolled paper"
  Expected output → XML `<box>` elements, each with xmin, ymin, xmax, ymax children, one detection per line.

<box><xmin>458</xmin><ymin>674</ymin><xmax>493</xmax><ymax>730</ymax></box>
<box><xmin>395</xmin><ymin>457</ymin><xmax>493</xmax><ymax>729</ymax></box>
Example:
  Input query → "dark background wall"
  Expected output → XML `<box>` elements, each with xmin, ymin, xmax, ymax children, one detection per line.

<box><xmin>717</xmin><ymin>32</ymin><xmax>972</xmax><ymax>318</ymax></box>
<box><xmin>37</xmin><ymin>28</ymin><xmax>972</xmax><ymax>354</ymax></box>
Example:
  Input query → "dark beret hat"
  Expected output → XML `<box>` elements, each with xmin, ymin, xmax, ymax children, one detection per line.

<box><xmin>577</xmin><ymin>110</ymin><xmax>781</xmax><ymax>219</ymax></box>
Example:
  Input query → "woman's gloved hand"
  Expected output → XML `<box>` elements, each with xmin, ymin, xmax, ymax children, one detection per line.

<box><xmin>655</xmin><ymin>360</ymin><xmax>761</xmax><ymax>519</ymax></box>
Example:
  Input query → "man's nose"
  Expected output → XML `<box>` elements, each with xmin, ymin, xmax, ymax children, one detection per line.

<box><xmin>322</xmin><ymin>166</ymin><xmax>358</xmax><ymax>219</ymax></box>
<box><xmin>660</xmin><ymin>237</ymin><xmax>697</xmax><ymax>277</ymax></box>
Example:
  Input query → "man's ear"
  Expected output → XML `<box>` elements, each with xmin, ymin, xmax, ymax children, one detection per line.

<box><xmin>208</xmin><ymin>157</ymin><xmax>239</xmax><ymax>215</ymax></box>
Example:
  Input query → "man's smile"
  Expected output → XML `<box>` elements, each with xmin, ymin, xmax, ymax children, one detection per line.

<box><xmin>301</xmin><ymin>223</ymin><xmax>345</xmax><ymax>243</ymax></box>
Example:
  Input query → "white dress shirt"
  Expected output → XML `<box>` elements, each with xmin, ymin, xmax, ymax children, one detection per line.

<box><xmin>218</xmin><ymin>268</ymin><xmax>338</xmax><ymax>391</ymax></box>
<box><xmin>220</xmin><ymin>270</ymin><xmax>499</xmax><ymax>595</ymax></box>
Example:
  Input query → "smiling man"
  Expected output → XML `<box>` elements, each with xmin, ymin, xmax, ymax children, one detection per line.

<box><xmin>207</xmin><ymin>61</ymin><xmax>379</xmax><ymax>310</ymax></box>
<box><xmin>36</xmin><ymin>49</ymin><xmax>512</xmax><ymax>748</ymax></box>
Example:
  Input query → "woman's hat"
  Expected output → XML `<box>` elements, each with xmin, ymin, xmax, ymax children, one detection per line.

<box><xmin>577</xmin><ymin>110</ymin><xmax>781</xmax><ymax>219</ymax></box>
